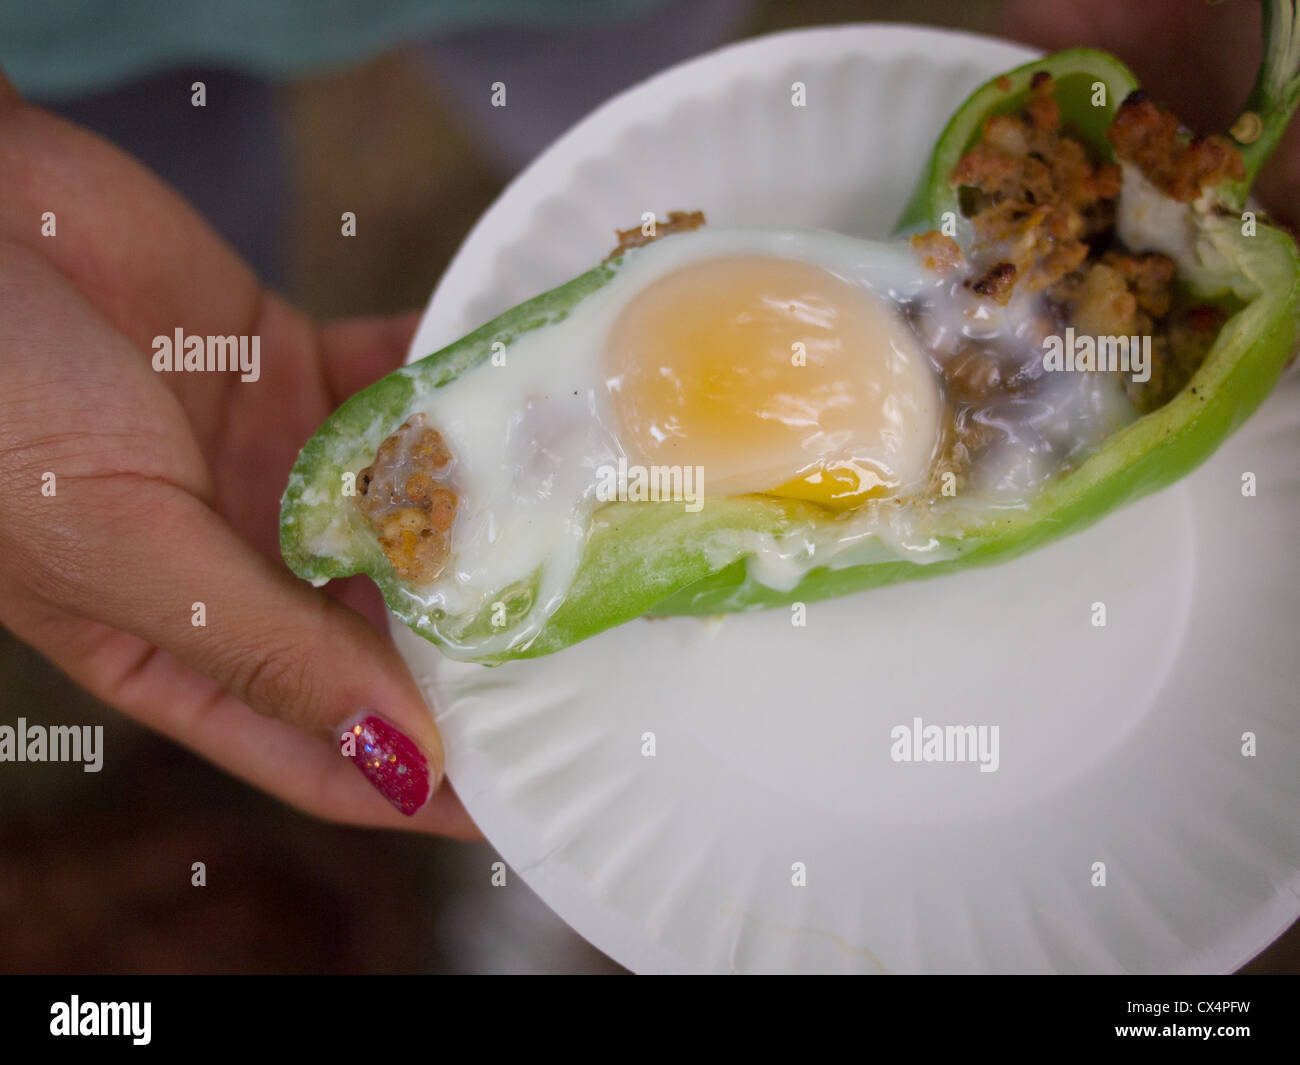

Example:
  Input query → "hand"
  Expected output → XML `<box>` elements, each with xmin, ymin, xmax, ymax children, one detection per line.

<box><xmin>0</xmin><ymin>69</ymin><xmax>478</xmax><ymax>838</ymax></box>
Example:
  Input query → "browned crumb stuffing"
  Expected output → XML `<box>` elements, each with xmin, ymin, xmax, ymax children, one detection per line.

<box><xmin>1142</xmin><ymin>303</ymin><xmax>1226</xmax><ymax>409</ymax></box>
<box><xmin>947</xmin><ymin>73</ymin><xmax>1122</xmax><ymax>301</ymax></box>
<box><xmin>354</xmin><ymin>413</ymin><xmax>458</xmax><ymax>584</ymax></box>
<box><xmin>910</xmin><ymin>229</ymin><xmax>964</xmax><ymax>272</ymax></box>
<box><xmin>1047</xmin><ymin>247</ymin><xmax>1213</xmax><ymax>411</ymax></box>
<box><xmin>1106</xmin><ymin>90</ymin><xmax>1245</xmax><ymax>202</ymax></box>
<box><xmin>968</xmin><ymin>261</ymin><xmax>1018</xmax><ymax>303</ymax></box>
<box><xmin>1099</xmin><ymin>249</ymin><xmax>1176</xmax><ymax>318</ymax></box>
<box><xmin>1050</xmin><ymin>250</ymin><xmax>1172</xmax><ymax>338</ymax></box>
<box><xmin>918</xmin><ymin>73</ymin><xmax>1237</xmax><ymax>414</ymax></box>
<box><xmin>1025</xmin><ymin>69</ymin><xmax>1059</xmax><ymax>130</ymax></box>
<box><xmin>606</xmin><ymin>209</ymin><xmax>706</xmax><ymax>260</ymax></box>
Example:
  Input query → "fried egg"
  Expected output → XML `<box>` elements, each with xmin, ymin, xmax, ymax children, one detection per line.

<box><xmin>377</xmin><ymin>224</ymin><xmax>1131</xmax><ymax>654</ymax></box>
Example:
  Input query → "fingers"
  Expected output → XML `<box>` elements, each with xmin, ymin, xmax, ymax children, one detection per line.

<box><xmin>0</xmin><ymin>74</ymin><xmax>264</xmax><ymax>365</ymax></box>
<box><xmin>37</xmin><ymin>476</ymin><xmax>452</xmax><ymax>818</ymax></box>
<box><xmin>318</xmin><ymin>311</ymin><xmax>423</xmax><ymax>404</ymax></box>
<box><xmin>1</xmin><ymin>247</ymin><xmax>448</xmax><ymax>822</ymax></box>
<box><xmin>9</xmin><ymin>606</ymin><xmax>482</xmax><ymax>839</ymax></box>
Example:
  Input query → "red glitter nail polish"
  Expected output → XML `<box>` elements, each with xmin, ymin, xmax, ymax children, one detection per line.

<box><xmin>341</xmin><ymin>714</ymin><xmax>431</xmax><ymax>815</ymax></box>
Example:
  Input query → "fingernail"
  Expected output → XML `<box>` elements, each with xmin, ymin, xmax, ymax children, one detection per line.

<box><xmin>340</xmin><ymin>714</ymin><xmax>434</xmax><ymax>815</ymax></box>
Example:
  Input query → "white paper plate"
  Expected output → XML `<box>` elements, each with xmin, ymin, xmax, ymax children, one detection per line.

<box><xmin>395</xmin><ymin>25</ymin><xmax>1300</xmax><ymax>973</ymax></box>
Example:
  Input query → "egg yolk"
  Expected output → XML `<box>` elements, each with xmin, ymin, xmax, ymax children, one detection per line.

<box><xmin>603</xmin><ymin>255</ymin><xmax>940</xmax><ymax>510</ymax></box>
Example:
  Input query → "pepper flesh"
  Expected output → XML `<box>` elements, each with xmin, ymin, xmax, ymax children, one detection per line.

<box><xmin>280</xmin><ymin>32</ymin><xmax>1300</xmax><ymax>664</ymax></box>
<box><xmin>654</xmin><ymin>48</ymin><xmax>1300</xmax><ymax>620</ymax></box>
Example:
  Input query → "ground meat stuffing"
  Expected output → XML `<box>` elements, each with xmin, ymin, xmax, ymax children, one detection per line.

<box><xmin>969</xmin><ymin>260</ymin><xmax>1018</xmax><ymax>302</ymax></box>
<box><xmin>1147</xmin><ymin>303</ymin><xmax>1226</xmax><ymax>409</ymax></box>
<box><xmin>948</xmin><ymin>73</ymin><xmax>1122</xmax><ymax>302</ymax></box>
<box><xmin>1107</xmin><ymin>90</ymin><xmax>1245</xmax><ymax>202</ymax></box>
<box><xmin>354</xmin><ymin>414</ymin><xmax>458</xmax><ymax>584</ymax></box>
<box><xmin>911</xmin><ymin>73</ymin><xmax>1240</xmax><ymax>415</ymax></box>
<box><xmin>606</xmin><ymin>209</ymin><xmax>707</xmax><ymax>260</ymax></box>
<box><xmin>910</xmin><ymin>229</ymin><xmax>964</xmax><ymax>273</ymax></box>
<box><xmin>1051</xmin><ymin>250</ymin><xmax>1222</xmax><ymax>409</ymax></box>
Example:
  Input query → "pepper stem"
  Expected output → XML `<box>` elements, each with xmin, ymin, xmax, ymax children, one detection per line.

<box><xmin>1227</xmin><ymin>0</ymin><xmax>1300</xmax><ymax>205</ymax></box>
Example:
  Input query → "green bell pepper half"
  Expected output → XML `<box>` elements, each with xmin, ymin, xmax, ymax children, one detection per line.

<box><xmin>280</xmin><ymin>10</ymin><xmax>1300</xmax><ymax>663</ymax></box>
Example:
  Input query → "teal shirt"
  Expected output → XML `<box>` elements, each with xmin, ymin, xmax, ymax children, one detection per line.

<box><xmin>0</xmin><ymin>0</ymin><xmax>666</xmax><ymax>98</ymax></box>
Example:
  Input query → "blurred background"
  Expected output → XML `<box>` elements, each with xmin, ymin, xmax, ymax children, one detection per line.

<box><xmin>1</xmin><ymin>0</ymin><xmax>1296</xmax><ymax>973</ymax></box>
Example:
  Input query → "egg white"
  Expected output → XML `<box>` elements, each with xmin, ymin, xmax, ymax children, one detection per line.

<box><xmin>397</xmin><ymin>226</ymin><xmax>949</xmax><ymax>654</ymax></box>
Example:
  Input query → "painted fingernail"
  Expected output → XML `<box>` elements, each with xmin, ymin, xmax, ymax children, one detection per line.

<box><xmin>340</xmin><ymin>714</ymin><xmax>433</xmax><ymax>815</ymax></box>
